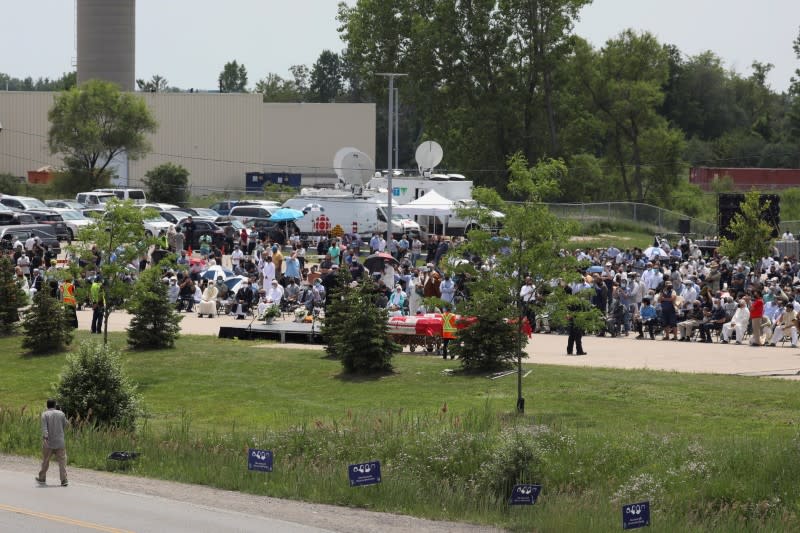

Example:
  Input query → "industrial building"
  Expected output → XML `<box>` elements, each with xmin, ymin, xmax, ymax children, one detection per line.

<box><xmin>0</xmin><ymin>91</ymin><xmax>375</xmax><ymax>193</ymax></box>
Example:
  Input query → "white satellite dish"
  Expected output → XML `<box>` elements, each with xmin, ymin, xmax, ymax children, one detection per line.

<box><xmin>333</xmin><ymin>147</ymin><xmax>360</xmax><ymax>181</ymax></box>
<box><xmin>415</xmin><ymin>141</ymin><xmax>444</xmax><ymax>173</ymax></box>
<box><xmin>340</xmin><ymin>150</ymin><xmax>374</xmax><ymax>187</ymax></box>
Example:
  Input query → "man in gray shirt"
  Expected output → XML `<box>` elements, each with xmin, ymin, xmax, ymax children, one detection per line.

<box><xmin>36</xmin><ymin>399</ymin><xmax>69</xmax><ymax>486</ymax></box>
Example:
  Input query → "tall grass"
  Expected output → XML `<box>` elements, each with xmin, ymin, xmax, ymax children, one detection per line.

<box><xmin>3</xmin><ymin>404</ymin><xmax>799</xmax><ymax>531</ymax></box>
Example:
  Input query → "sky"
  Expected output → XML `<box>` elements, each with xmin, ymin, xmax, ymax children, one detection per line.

<box><xmin>1</xmin><ymin>0</ymin><xmax>798</xmax><ymax>92</ymax></box>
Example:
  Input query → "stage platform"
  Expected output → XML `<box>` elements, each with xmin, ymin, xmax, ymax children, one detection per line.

<box><xmin>218</xmin><ymin>320</ymin><xmax>325</xmax><ymax>343</ymax></box>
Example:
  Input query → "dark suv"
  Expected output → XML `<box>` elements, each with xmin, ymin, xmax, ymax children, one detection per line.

<box><xmin>0</xmin><ymin>212</ymin><xmax>37</xmax><ymax>226</ymax></box>
<box><xmin>24</xmin><ymin>209</ymin><xmax>71</xmax><ymax>241</ymax></box>
<box><xmin>0</xmin><ymin>225</ymin><xmax>61</xmax><ymax>254</ymax></box>
<box><xmin>175</xmin><ymin>219</ymin><xmax>227</xmax><ymax>249</ymax></box>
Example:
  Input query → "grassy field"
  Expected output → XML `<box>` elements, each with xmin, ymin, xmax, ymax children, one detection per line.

<box><xmin>2</xmin><ymin>332</ymin><xmax>800</xmax><ymax>531</ymax></box>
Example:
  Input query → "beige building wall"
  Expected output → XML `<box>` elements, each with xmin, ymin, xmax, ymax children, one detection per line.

<box><xmin>0</xmin><ymin>92</ymin><xmax>375</xmax><ymax>193</ymax></box>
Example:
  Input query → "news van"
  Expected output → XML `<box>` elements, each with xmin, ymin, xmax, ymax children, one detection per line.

<box><xmin>282</xmin><ymin>190</ymin><xmax>420</xmax><ymax>238</ymax></box>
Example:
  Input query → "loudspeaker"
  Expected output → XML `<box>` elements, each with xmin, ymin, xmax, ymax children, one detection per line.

<box><xmin>678</xmin><ymin>219</ymin><xmax>690</xmax><ymax>234</ymax></box>
<box><xmin>718</xmin><ymin>193</ymin><xmax>780</xmax><ymax>239</ymax></box>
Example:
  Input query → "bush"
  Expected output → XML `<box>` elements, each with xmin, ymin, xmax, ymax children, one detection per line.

<box><xmin>54</xmin><ymin>341</ymin><xmax>142</xmax><ymax>428</ymax></box>
<box><xmin>21</xmin><ymin>289</ymin><xmax>73</xmax><ymax>353</ymax></box>
<box><xmin>477</xmin><ymin>426</ymin><xmax>551</xmax><ymax>500</ymax></box>
<box><xmin>0</xmin><ymin>256</ymin><xmax>26</xmax><ymax>335</ymax></box>
<box><xmin>126</xmin><ymin>266</ymin><xmax>182</xmax><ymax>350</ymax></box>
<box><xmin>143</xmin><ymin>162</ymin><xmax>189</xmax><ymax>205</ymax></box>
<box><xmin>0</xmin><ymin>172</ymin><xmax>23</xmax><ymax>195</ymax></box>
<box><xmin>324</xmin><ymin>276</ymin><xmax>397</xmax><ymax>374</ymax></box>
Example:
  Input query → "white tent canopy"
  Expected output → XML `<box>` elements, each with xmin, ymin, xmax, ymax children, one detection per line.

<box><xmin>396</xmin><ymin>190</ymin><xmax>454</xmax><ymax>217</ymax></box>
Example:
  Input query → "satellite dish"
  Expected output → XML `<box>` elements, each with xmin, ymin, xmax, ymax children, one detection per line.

<box><xmin>333</xmin><ymin>147</ymin><xmax>360</xmax><ymax>181</ymax></box>
<box><xmin>415</xmin><ymin>141</ymin><xmax>443</xmax><ymax>173</ymax></box>
<box><xmin>340</xmin><ymin>150</ymin><xmax>374</xmax><ymax>187</ymax></box>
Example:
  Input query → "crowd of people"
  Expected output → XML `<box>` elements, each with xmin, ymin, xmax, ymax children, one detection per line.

<box><xmin>7</xmin><ymin>220</ymin><xmax>800</xmax><ymax>354</ymax></box>
<box><xmin>553</xmin><ymin>235</ymin><xmax>800</xmax><ymax>348</ymax></box>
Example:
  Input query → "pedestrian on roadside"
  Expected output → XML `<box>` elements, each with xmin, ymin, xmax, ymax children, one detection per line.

<box><xmin>36</xmin><ymin>399</ymin><xmax>69</xmax><ymax>487</ymax></box>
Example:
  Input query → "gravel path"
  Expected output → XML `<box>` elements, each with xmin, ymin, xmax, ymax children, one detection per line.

<box><xmin>1</xmin><ymin>454</ymin><xmax>500</xmax><ymax>533</ymax></box>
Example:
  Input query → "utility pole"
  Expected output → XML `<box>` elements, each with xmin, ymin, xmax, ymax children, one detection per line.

<box><xmin>376</xmin><ymin>73</ymin><xmax>407</xmax><ymax>244</ymax></box>
<box><xmin>394</xmin><ymin>88</ymin><xmax>400</xmax><ymax>170</ymax></box>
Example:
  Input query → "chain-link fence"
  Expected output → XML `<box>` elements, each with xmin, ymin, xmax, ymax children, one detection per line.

<box><xmin>541</xmin><ymin>202</ymin><xmax>718</xmax><ymax>237</ymax></box>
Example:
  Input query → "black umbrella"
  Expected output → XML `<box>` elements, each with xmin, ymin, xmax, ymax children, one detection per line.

<box><xmin>364</xmin><ymin>252</ymin><xmax>399</xmax><ymax>273</ymax></box>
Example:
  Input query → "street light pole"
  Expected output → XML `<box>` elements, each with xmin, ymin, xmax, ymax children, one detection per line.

<box><xmin>377</xmin><ymin>73</ymin><xmax>407</xmax><ymax>244</ymax></box>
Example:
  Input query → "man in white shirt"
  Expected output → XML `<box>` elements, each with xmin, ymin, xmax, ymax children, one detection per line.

<box><xmin>641</xmin><ymin>264</ymin><xmax>662</xmax><ymax>291</ymax></box>
<box><xmin>721</xmin><ymin>300</ymin><xmax>750</xmax><ymax>344</ymax></box>
<box><xmin>261</xmin><ymin>256</ymin><xmax>275</xmax><ymax>292</ymax></box>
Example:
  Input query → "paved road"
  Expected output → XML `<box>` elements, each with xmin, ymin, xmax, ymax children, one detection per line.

<box><xmin>0</xmin><ymin>457</ymin><xmax>497</xmax><ymax>533</ymax></box>
<box><xmin>0</xmin><ymin>470</ymin><xmax>328</xmax><ymax>533</ymax></box>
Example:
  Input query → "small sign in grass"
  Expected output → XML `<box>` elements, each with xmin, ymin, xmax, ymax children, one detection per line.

<box><xmin>622</xmin><ymin>501</ymin><xmax>650</xmax><ymax>530</ymax></box>
<box><xmin>348</xmin><ymin>461</ymin><xmax>381</xmax><ymax>487</ymax></box>
<box><xmin>247</xmin><ymin>448</ymin><xmax>273</xmax><ymax>472</ymax></box>
<box><xmin>510</xmin><ymin>484</ymin><xmax>541</xmax><ymax>505</ymax></box>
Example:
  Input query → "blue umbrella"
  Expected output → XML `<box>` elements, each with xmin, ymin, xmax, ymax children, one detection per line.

<box><xmin>586</xmin><ymin>265</ymin><xmax>603</xmax><ymax>273</ymax></box>
<box><xmin>269</xmin><ymin>208</ymin><xmax>305</xmax><ymax>222</ymax></box>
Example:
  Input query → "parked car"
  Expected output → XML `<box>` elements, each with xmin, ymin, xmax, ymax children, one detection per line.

<box><xmin>0</xmin><ymin>211</ymin><xmax>37</xmax><ymax>225</ymax></box>
<box><xmin>245</xmin><ymin>218</ymin><xmax>296</xmax><ymax>245</ymax></box>
<box><xmin>138</xmin><ymin>202</ymin><xmax>181</xmax><ymax>212</ymax></box>
<box><xmin>76</xmin><ymin>192</ymin><xmax>117</xmax><ymax>207</ymax></box>
<box><xmin>229</xmin><ymin>204</ymin><xmax>277</xmax><ymax>222</ymax></box>
<box><xmin>159</xmin><ymin>210</ymin><xmax>192</xmax><ymax>224</ymax></box>
<box><xmin>51</xmin><ymin>208</ymin><xmax>95</xmax><ymax>241</ymax></box>
<box><xmin>0</xmin><ymin>225</ymin><xmax>61</xmax><ymax>254</ymax></box>
<box><xmin>174</xmin><ymin>218</ymin><xmax>227</xmax><ymax>249</ymax></box>
<box><xmin>46</xmin><ymin>199</ymin><xmax>86</xmax><ymax>210</ymax></box>
<box><xmin>208</xmin><ymin>200</ymin><xmax>239</xmax><ymax>216</ymax></box>
<box><xmin>182</xmin><ymin>207</ymin><xmax>220</xmax><ymax>218</ymax></box>
<box><xmin>0</xmin><ymin>195</ymin><xmax>48</xmax><ymax>211</ymax></box>
<box><xmin>24</xmin><ymin>209</ymin><xmax>71</xmax><ymax>241</ymax></box>
<box><xmin>213</xmin><ymin>216</ymin><xmax>256</xmax><ymax>246</ymax></box>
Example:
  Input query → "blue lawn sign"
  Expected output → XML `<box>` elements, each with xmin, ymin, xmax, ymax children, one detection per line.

<box><xmin>247</xmin><ymin>448</ymin><xmax>273</xmax><ymax>472</ymax></box>
<box><xmin>622</xmin><ymin>501</ymin><xmax>650</xmax><ymax>530</ymax></box>
<box><xmin>348</xmin><ymin>461</ymin><xmax>381</xmax><ymax>487</ymax></box>
<box><xmin>509</xmin><ymin>484</ymin><xmax>542</xmax><ymax>505</ymax></box>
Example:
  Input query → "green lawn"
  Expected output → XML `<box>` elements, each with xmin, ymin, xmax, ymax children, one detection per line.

<box><xmin>2</xmin><ymin>332</ymin><xmax>800</xmax><ymax>532</ymax></box>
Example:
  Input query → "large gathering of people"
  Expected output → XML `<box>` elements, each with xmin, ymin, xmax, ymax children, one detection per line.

<box><xmin>558</xmin><ymin>235</ymin><xmax>800</xmax><ymax>348</ymax></box>
<box><xmin>6</xmin><ymin>221</ymin><xmax>800</xmax><ymax>354</ymax></box>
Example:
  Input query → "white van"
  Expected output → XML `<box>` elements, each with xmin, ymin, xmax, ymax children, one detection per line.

<box><xmin>282</xmin><ymin>192</ymin><xmax>420</xmax><ymax>237</ymax></box>
<box><xmin>94</xmin><ymin>188</ymin><xmax>147</xmax><ymax>204</ymax></box>
<box><xmin>76</xmin><ymin>192</ymin><xmax>117</xmax><ymax>207</ymax></box>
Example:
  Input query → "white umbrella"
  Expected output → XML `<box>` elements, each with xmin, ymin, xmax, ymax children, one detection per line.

<box><xmin>302</xmin><ymin>203</ymin><xmax>325</xmax><ymax>214</ymax></box>
<box><xmin>643</xmin><ymin>246</ymin><xmax>669</xmax><ymax>259</ymax></box>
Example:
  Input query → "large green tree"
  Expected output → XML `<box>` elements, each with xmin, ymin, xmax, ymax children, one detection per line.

<box><xmin>308</xmin><ymin>50</ymin><xmax>343</xmax><ymax>103</ymax></box>
<box><xmin>47</xmin><ymin>80</ymin><xmax>158</xmax><ymax>190</ymax></box>
<box><xmin>337</xmin><ymin>0</ymin><xmax>589</xmax><ymax>182</ymax></box>
<box><xmin>218</xmin><ymin>60</ymin><xmax>248</xmax><ymax>92</ymax></box>
<box><xmin>573</xmin><ymin>31</ymin><xmax>685</xmax><ymax>203</ymax></box>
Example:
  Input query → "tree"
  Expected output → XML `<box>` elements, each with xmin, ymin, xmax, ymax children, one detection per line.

<box><xmin>143</xmin><ymin>162</ymin><xmax>189</xmax><ymax>205</ymax></box>
<box><xmin>21</xmin><ymin>290</ymin><xmax>73</xmax><ymax>354</ymax></box>
<box><xmin>324</xmin><ymin>274</ymin><xmax>397</xmax><ymax>374</ymax></box>
<box><xmin>0</xmin><ymin>71</ymin><xmax>75</xmax><ymax>91</ymax></box>
<box><xmin>452</xmin><ymin>154</ymin><xmax>597</xmax><ymax>412</ymax></box>
<box><xmin>218</xmin><ymin>60</ymin><xmax>248</xmax><ymax>93</ymax></box>
<box><xmin>718</xmin><ymin>190</ymin><xmax>775</xmax><ymax>265</ymax></box>
<box><xmin>0</xmin><ymin>256</ymin><xmax>26</xmax><ymax>336</ymax></box>
<box><xmin>787</xmin><ymin>27</ymin><xmax>800</xmax><ymax>142</ymax></box>
<box><xmin>255</xmin><ymin>73</ymin><xmax>304</xmax><ymax>102</ymax></box>
<box><xmin>68</xmin><ymin>200</ymin><xmax>153</xmax><ymax>344</ymax></box>
<box><xmin>308</xmin><ymin>50</ymin><xmax>343</xmax><ymax>103</ymax></box>
<box><xmin>48</xmin><ymin>80</ymin><xmax>158</xmax><ymax>191</ymax></box>
<box><xmin>54</xmin><ymin>341</ymin><xmax>143</xmax><ymax>429</ymax></box>
<box><xmin>574</xmin><ymin>30</ymin><xmax>684</xmax><ymax>202</ymax></box>
<box><xmin>126</xmin><ymin>264</ymin><xmax>182</xmax><ymax>350</ymax></box>
<box><xmin>136</xmin><ymin>74</ymin><xmax>169</xmax><ymax>92</ymax></box>
<box><xmin>0</xmin><ymin>173</ymin><xmax>22</xmax><ymax>195</ymax></box>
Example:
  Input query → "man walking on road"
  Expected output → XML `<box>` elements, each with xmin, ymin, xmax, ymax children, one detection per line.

<box><xmin>36</xmin><ymin>399</ymin><xmax>69</xmax><ymax>487</ymax></box>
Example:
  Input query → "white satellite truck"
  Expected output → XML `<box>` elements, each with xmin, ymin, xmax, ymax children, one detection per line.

<box><xmin>282</xmin><ymin>147</ymin><xmax>420</xmax><ymax>238</ymax></box>
<box><xmin>367</xmin><ymin>141</ymin><xmax>503</xmax><ymax>235</ymax></box>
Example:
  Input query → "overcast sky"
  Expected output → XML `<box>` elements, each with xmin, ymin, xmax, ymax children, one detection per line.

<box><xmin>2</xmin><ymin>0</ymin><xmax>798</xmax><ymax>92</ymax></box>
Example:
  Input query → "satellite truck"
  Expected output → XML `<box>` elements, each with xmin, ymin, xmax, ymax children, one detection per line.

<box><xmin>366</xmin><ymin>141</ymin><xmax>503</xmax><ymax>235</ymax></box>
<box><xmin>281</xmin><ymin>148</ymin><xmax>421</xmax><ymax>238</ymax></box>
